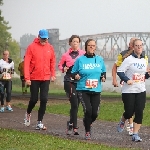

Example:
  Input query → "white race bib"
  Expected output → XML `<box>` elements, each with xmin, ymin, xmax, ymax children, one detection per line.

<box><xmin>85</xmin><ymin>79</ymin><xmax>98</xmax><ymax>88</ymax></box>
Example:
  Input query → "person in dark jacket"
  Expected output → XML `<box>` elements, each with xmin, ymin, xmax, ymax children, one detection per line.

<box><xmin>58</xmin><ymin>35</ymin><xmax>85</xmax><ymax>135</ymax></box>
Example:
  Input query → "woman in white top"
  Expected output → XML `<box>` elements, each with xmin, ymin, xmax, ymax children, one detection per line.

<box><xmin>117</xmin><ymin>39</ymin><xmax>150</xmax><ymax>142</ymax></box>
<box><xmin>0</xmin><ymin>50</ymin><xmax>14</xmax><ymax>112</ymax></box>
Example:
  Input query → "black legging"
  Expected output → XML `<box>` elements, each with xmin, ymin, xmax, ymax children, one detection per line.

<box><xmin>64</xmin><ymin>81</ymin><xmax>80</xmax><ymax>129</ymax></box>
<box><xmin>122</xmin><ymin>91</ymin><xmax>146</xmax><ymax>124</ymax></box>
<box><xmin>27</xmin><ymin>80</ymin><xmax>50</xmax><ymax>121</ymax></box>
<box><xmin>0</xmin><ymin>80</ymin><xmax>12</xmax><ymax>105</ymax></box>
<box><xmin>78</xmin><ymin>92</ymin><xmax>101</xmax><ymax>132</ymax></box>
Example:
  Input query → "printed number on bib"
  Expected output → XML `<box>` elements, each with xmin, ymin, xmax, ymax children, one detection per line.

<box><xmin>132</xmin><ymin>73</ymin><xmax>145</xmax><ymax>83</ymax></box>
<box><xmin>2</xmin><ymin>73</ymin><xmax>11</xmax><ymax>80</ymax></box>
<box><xmin>85</xmin><ymin>79</ymin><xmax>98</xmax><ymax>88</ymax></box>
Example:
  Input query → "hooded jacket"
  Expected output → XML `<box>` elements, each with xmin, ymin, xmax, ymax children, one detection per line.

<box><xmin>24</xmin><ymin>38</ymin><xmax>56</xmax><ymax>81</ymax></box>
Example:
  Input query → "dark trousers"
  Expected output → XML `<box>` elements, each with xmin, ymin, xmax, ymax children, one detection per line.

<box><xmin>122</xmin><ymin>91</ymin><xmax>146</xmax><ymax>124</ymax></box>
<box><xmin>78</xmin><ymin>92</ymin><xmax>101</xmax><ymax>132</ymax></box>
<box><xmin>0</xmin><ymin>80</ymin><xmax>12</xmax><ymax>105</ymax></box>
<box><xmin>64</xmin><ymin>81</ymin><xmax>80</xmax><ymax>128</ymax></box>
<box><xmin>27</xmin><ymin>80</ymin><xmax>50</xmax><ymax>121</ymax></box>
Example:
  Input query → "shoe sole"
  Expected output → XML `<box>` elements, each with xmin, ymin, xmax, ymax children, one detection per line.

<box><xmin>132</xmin><ymin>139</ymin><xmax>142</xmax><ymax>142</ymax></box>
<box><xmin>6</xmin><ymin>109</ymin><xmax>13</xmax><ymax>112</ymax></box>
<box><xmin>36</xmin><ymin>127</ymin><xmax>47</xmax><ymax>130</ymax></box>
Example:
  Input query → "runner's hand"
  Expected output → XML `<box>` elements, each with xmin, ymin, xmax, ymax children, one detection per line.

<box><xmin>112</xmin><ymin>80</ymin><xmax>118</xmax><ymax>87</ymax></box>
<box><xmin>101</xmin><ymin>75</ymin><xmax>106</xmax><ymax>82</ymax></box>
<box><xmin>127</xmin><ymin>80</ymin><xmax>133</xmax><ymax>85</ymax></box>
<box><xmin>75</xmin><ymin>74</ymin><xmax>80</xmax><ymax>80</ymax></box>
<box><xmin>64</xmin><ymin>66</ymin><xmax>69</xmax><ymax>72</ymax></box>
<box><xmin>26</xmin><ymin>80</ymin><xmax>31</xmax><ymax>86</ymax></box>
<box><xmin>51</xmin><ymin>76</ymin><xmax>56</xmax><ymax>82</ymax></box>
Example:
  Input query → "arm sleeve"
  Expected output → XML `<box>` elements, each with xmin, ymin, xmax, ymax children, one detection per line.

<box><xmin>50</xmin><ymin>46</ymin><xmax>56</xmax><ymax>77</ymax></box>
<box><xmin>117</xmin><ymin>58</ymin><xmax>131</xmax><ymax>83</ymax></box>
<box><xmin>145</xmin><ymin>72</ymin><xmax>150</xmax><ymax>79</ymax></box>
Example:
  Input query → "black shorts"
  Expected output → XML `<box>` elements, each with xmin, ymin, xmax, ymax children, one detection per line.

<box><xmin>20</xmin><ymin>76</ymin><xmax>25</xmax><ymax>81</ymax></box>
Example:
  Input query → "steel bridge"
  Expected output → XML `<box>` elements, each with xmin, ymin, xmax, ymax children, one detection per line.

<box><xmin>20</xmin><ymin>31</ymin><xmax>150</xmax><ymax>64</ymax></box>
<box><xmin>58</xmin><ymin>32</ymin><xmax>150</xmax><ymax>62</ymax></box>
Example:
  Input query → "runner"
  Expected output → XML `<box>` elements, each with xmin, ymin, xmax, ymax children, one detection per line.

<box><xmin>58</xmin><ymin>35</ymin><xmax>85</xmax><ymax>135</ymax></box>
<box><xmin>18</xmin><ymin>56</ymin><xmax>28</xmax><ymax>94</ymax></box>
<box><xmin>112</xmin><ymin>37</ymin><xmax>148</xmax><ymax>135</ymax></box>
<box><xmin>0</xmin><ymin>50</ymin><xmax>14</xmax><ymax>112</ymax></box>
<box><xmin>24</xmin><ymin>29</ymin><xmax>56</xmax><ymax>130</ymax></box>
<box><xmin>71</xmin><ymin>39</ymin><xmax>106</xmax><ymax>140</ymax></box>
<box><xmin>117</xmin><ymin>39</ymin><xmax>150</xmax><ymax>142</ymax></box>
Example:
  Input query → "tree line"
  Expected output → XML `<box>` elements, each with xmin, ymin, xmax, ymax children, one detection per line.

<box><xmin>0</xmin><ymin>0</ymin><xmax>36</xmax><ymax>74</ymax></box>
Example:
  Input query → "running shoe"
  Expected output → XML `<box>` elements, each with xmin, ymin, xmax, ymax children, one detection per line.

<box><xmin>73</xmin><ymin>128</ymin><xmax>79</xmax><ymax>135</ymax></box>
<box><xmin>6</xmin><ymin>105</ymin><xmax>13</xmax><ymax>111</ymax></box>
<box><xmin>35</xmin><ymin>121</ymin><xmax>47</xmax><ymax>130</ymax></box>
<box><xmin>24</xmin><ymin>112</ymin><xmax>31</xmax><ymax>126</ymax></box>
<box><xmin>129</xmin><ymin>127</ymin><xmax>133</xmax><ymax>136</ymax></box>
<box><xmin>117</xmin><ymin>121</ymin><xmax>125</xmax><ymax>132</ymax></box>
<box><xmin>85</xmin><ymin>132</ymin><xmax>91</xmax><ymax>140</ymax></box>
<box><xmin>0</xmin><ymin>107</ymin><xmax>4</xmax><ymax>112</ymax></box>
<box><xmin>132</xmin><ymin>134</ymin><xmax>142</xmax><ymax>142</ymax></box>
<box><xmin>66</xmin><ymin>121</ymin><xmax>73</xmax><ymax>135</ymax></box>
<box><xmin>125</xmin><ymin>120</ymin><xmax>130</xmax><ymax>131</ymax></box>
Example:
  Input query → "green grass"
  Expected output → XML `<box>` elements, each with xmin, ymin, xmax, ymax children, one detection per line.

<box><xmin>12</xmin><ymin>84</ymin><xmax>150</xmax><ymax>99</ymax></box>
<box><xmin>14</xmin><ymin>100</ymin><xmax>150</xmax><ymax>126</ymax></box>
<box><xmin>0</xmin><ymin>128</ymin><xmax>129</xmax><ymax>150</ymax></box>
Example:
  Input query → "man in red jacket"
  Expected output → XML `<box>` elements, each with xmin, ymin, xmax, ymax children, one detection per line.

<box><xmin>24</xmin><ymin>29</ymin><xmax>56</xmax><ymax>130</ymax></box>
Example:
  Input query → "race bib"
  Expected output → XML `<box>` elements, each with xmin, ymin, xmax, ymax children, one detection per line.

<box><xmin>132</xmin><ymin>73</ymin><xmax>145</xmax><ymax>83</ymax></box>
<box><xmin>2</xmin><ymin>72</ymin><xmax>11</xmax><ymax>80</ymax></box>
<box><xmin>85</xmin><ymin>79</ymin><xmax>98</xmax><ymax>88</ymax></box>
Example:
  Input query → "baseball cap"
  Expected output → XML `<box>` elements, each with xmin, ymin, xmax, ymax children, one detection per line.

<box><xmin>39</xmin><ymin>29</ymin><xmax>49</xmax><ymax>39</ymax></box>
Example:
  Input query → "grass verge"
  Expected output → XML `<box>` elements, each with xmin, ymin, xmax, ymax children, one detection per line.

<box><xmin>0</xmin><ymin>128</ymin><xmax>129</xmax><ymax>150</ymax></box>
<box><xmin>14</xmin><ymin>100</ymin><xmax>150</xmax><ymax>126</ymax></box>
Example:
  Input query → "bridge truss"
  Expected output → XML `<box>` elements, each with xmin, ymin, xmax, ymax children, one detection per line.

<box><xmin>58</xmin><ymin>32</ymin><xmax>150</xmax><ymax>62</ymax></box>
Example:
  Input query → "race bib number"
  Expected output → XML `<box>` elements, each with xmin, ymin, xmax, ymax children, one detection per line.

<box><xmin>2</xmin><ymin>73</ymin><xmax>11</xmax><ymax>80</ymax></box>
<box><xmin>132</xmin><ymin>73</ymin><xmax>145</xmax><ymax>83</ymax></box>
<box><xmin>85</xmin><ymin>79</ymin><xmax>98</xmax><ymax>88</ymax></box>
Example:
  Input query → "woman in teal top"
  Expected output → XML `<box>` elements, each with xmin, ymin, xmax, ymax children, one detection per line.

<box><xmin>71</xmin><ymin>39</ymin><xmax>106</xmax><ymax>140</ymax></box>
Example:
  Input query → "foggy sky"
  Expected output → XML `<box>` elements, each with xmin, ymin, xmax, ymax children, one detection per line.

<box><xmin>1</xmin><ymin>0</ymin><xmax>150</xmax><ymax>41</ymax></box>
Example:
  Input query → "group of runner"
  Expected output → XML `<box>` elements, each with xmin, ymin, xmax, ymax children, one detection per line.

<box><xmin>0</xmin><ymin>29</ymin><xmax>149</xmax><ymax>142</ymax></box>
<box><xmin>59</xmin><ymin>35</ymin><xmax>149</xmax><ymax>142</ymax></box>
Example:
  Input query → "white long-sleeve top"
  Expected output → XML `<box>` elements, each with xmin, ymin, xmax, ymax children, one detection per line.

<box><xmin>117</xmin><ymin>55</ymin><xmax>147</xmax><ymax>93</ymax></box>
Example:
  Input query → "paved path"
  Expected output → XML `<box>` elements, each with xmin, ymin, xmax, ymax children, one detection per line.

<box><xmin>0</xmin><ymin>106</ymin><xmax>150</xmax><ymax>150</ymax></box>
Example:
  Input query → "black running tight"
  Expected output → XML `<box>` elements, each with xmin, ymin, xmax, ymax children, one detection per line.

<box><xmin>64</xmin><ymin>81</ymin><xmax>80</xmax><ymax>128</ymax></box>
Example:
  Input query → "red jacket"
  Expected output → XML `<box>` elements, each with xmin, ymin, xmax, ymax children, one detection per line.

<box><xmin>24</xmin><ymin>38</ymin><xmax>56</xmax><ymax>81</ymax></box>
